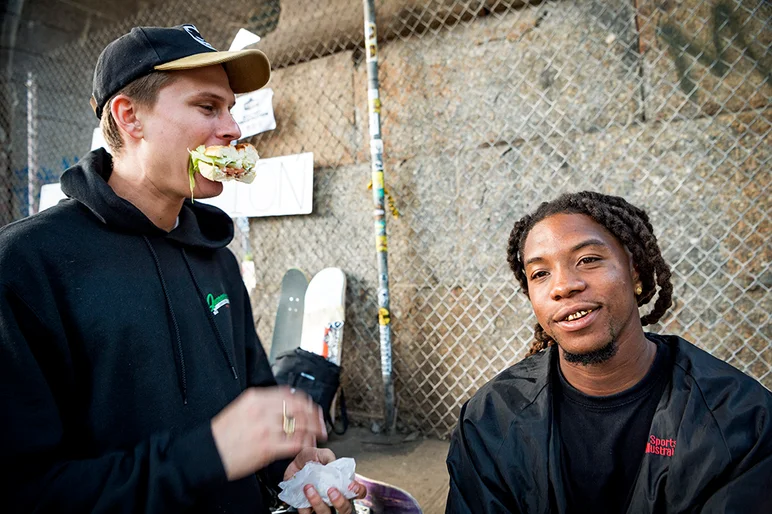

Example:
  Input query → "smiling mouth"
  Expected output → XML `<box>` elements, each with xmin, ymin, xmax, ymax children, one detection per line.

<box><xmin>561</xmin><ymin>309</ymin><xmax>594</xmax><ymax>322</ymax></box>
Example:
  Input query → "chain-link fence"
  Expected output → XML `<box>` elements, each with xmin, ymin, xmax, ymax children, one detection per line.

<box><xmin>2</xmin><ymin>0</ymin><xmax>770</xmax><ymax>438</ymax></box>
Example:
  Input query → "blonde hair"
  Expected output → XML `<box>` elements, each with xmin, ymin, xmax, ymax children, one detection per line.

<box><xmin>100</xmin><ymin>71</ymin><xmax>176</xmax><ymax>155</ymax></box>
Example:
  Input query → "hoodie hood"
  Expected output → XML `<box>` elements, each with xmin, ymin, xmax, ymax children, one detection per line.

<box><xmin>60</xmin><ymin>148</ymin><xmax>233</xmax><ymax>250</ymax></box>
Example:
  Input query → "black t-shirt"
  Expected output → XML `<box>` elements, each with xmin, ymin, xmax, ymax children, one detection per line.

<box><xmin>554</xmin><ymin>339</ymin><xmax>672</xmax><ymax>513</ymax></box>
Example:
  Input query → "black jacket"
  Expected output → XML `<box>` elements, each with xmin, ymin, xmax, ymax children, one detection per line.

<box><xmin>0</xmin><ymin>149</ymin><xmax>282</xmax><ymax>513</ymax></box>
<box><xmin>446</xmin><ymin>334</ymin><xmax>772</xmax><ymax>513</ymax></box>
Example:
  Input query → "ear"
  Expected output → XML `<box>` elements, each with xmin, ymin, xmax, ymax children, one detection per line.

<box><xmin>628</xmin><ymin>251</ymin><xmax>640</xmax><ymax>284</ymax></box>
<box><xmin>109</xmin><ymin>95</ymin><xmax>144</xmax><ymax>142</ymax></box>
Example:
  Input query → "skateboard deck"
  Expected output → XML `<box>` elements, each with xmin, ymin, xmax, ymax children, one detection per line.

<box><xmin>270</xmin><ymin>268</ymin><xmax>309</xmax><ymax>364</ymax></box>
<box><xmin>353</xmin><ymin>474</ymin><xmax>423</xmax><ymax>514</ymax></box>
<box><xmin>300</xmin><ymin>267</ymin><xmax>346</xmax><ymax>365</ymax></box>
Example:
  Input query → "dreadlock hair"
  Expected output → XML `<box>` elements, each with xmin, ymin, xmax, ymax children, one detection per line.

<box><xmin>506</xmin><ymin>191</ymin><xmax>673</xmax><ymax>357</ymax></box>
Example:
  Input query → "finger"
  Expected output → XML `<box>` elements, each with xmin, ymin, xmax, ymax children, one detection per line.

<box><xmin>316</xmin><ymin>448</ymin><xmax>336</xmax><ymax>465</ymax></box>
<box><xmin>293</xmin><ymin>404</ymin><xmax>320</xmax><ymax>436</ymax></box>
<box><xmin>304</xmin><ymin>485</ymin><xmax>331</xmax><ymax>514</ymax></box>
<box><xmin>277</xmin><ymin>384</ymin><xmax>310</xmax><ymax>399</ymax></box>
<box><xmin>271</xmin><ymin>439</ymin><xmax>304</xmax><ymax>462</ymax></box>
<box><xmin>299</xmin><ymin>397</ymin><xmax>326</xmax><ymax>439</ymax></box>
<box><xmin>285</xmin><ymin>418</ymin><xmax>320</xmax><ymax>448</ymax></box>
<box><xmin>271</xmin><ymin>418</ymin><xmax>305</xmax><ymax>459</ymax></box>
<box><xmin>328</xmin><ymin>488</ymin><xmax>352</xmax><ymax>514</ymax></box>
<box><xmin>348</xmin><ymin>481</ymin><xmax>367</xmax><ymax>500</ymax></box>
<box><xmin>283</xmin><ymin>461</ymin><xmax>299</xmax><ymax>481</ymax></box>
<box><xmin>285</xmin><ymin>397</ymin><xmax>326</xmax><ymax>440</ymax></box>
<box><xmin>282</xmin><ymin>387</ymin><xmax>313</xmax><ymax>408</ymax></box>
<box><xmin>279</xmin><ymin>404</ymin><xmax>320</xmax><ymax>449</ymax></box>
<box><xmin>292</xmin><ymin>447</ymin><xmax>321</xmax><ymax>471</ymax></box>
<box><xmin>300</xmin><ymin>432</ymin><xmax>317</xmax><ymax>449</ymax></box>
<box><xmin>317</xmin><ymin>405</ymin><xmax>328</xmax><ymax>440</ymax></box>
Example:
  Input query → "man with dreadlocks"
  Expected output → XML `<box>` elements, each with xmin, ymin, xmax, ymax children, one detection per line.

<box><xmin>446</xmin><ymin>191</ymin><xmax>772</xmax><ymax>513</ymax></box>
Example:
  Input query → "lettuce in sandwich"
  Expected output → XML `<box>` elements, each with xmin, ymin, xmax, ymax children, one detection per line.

<box><xmin>187</xmin><ymin>143</ymin><xmax>260</xmax><ymax>199</ymax></box>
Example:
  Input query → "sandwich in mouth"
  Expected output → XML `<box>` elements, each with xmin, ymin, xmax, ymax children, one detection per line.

<box><xmin>187</xmin><ymin>143</ymin><xmax>259</xmax><ymax>199</ymax></box>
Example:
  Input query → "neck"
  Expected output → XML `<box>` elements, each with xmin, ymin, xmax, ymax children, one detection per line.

<box><xmin>558</xmin><ymin>328</ymin><xmax>656</xmax><ymax>396</ymax></box>
<box><xmin>108</xmin><ymin>158</ymin><xmax>183</xmax><ymax>232</ymax></box>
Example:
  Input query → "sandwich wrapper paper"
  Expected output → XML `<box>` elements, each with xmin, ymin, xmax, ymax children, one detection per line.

<box><xmin>278</xmin><ymin>457</ymin><xmax>357</xmax><ymax>508</ymax></box>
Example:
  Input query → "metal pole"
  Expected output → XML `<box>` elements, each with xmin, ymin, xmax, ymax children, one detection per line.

<box><xmin>363</xmin><ymin>0</ymin><xmax>395</xmax><ymax>434</ymax></box>
<box><xmin>2</xmin><ymin>0</ymin><xmax>26</xmax><ymax>225</ymax></box>
<box><xmin>26</xmin><ymin>71</ymin><xmax>37</xmax><ymax>216</ymax></box>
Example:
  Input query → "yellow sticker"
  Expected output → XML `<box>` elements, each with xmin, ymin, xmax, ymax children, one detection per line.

<box><xmin>377</xmin><ymin>235</ymin><xmax>388</xmax><ymax>252</ymax></box>
<box><xmin>373</xmin><ymin>171</ymin><xmax>384</xmax><ymax>188</ymax></box>
<box><xmin>379</xmin><ymin>307</ymin><xmax>391</xmax><ymax>326</ymax></box>
<box><xmin>366</xmin><ymin>23</ymin><xmax>377</xmax><ymax>43</ymax></box>
<box><xmin>370</xmin><ymin>97</ymin><xmax>381</xmax><ymax>114</ymax></box>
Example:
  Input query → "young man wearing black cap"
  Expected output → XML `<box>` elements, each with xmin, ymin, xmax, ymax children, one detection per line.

<box><xmin>0</xmin><ymin>24</ymin><xmax>364</xmax><ymax>513</ymax></box>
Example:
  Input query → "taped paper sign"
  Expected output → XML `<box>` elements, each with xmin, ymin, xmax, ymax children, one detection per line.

<box><xmin>200</xmin><ymin>152</ymin><xmax>313</xmax><ymax>217</ymax></box>
<box><xmin>232</xmin><ymin>88</ymin><xmax>277</xmax><ymax>139</ymax></box>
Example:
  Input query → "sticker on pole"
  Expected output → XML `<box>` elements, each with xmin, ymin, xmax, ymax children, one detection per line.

<box><xmin>366</xmin><ymin>23</ymin><xmax>378</xmax><ymax>62</ymax></box>
<box><xmin>370</xmin><ymin>139</ymin><xmax>384</xmax><ymax>155</ymax></box>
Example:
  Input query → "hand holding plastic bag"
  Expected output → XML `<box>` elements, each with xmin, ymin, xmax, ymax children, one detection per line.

<box><xmin>279</xmin><ymin>457</ymin><xmax>358</xmax><ymax>508</ymax></box>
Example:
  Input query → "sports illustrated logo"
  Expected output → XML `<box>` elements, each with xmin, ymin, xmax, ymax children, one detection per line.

<box><xmin>182</xmin><ymin>24</ymin><xmax>216</xmax><ymax>50</ymax></box>
<box><xmin>207</xmin><ymin>293</ymin><xmax>230</xmax><ymax>315</ymax></box>
<box><xmin>646</xmin><ymin>435</ymin><xmax>677</xmax><ymax>457</ymax></box>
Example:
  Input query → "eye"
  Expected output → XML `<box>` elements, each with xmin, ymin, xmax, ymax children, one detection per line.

<box><xmin>198</xmin><ymin>104</ymin><xmax>216</xmax><ymax>113</ymax></box>
<box><xmin>530</xmin><ymin>270</ymin><xmax>549</xmax><ymax>280</ymax></box>
<box><xmin>579</xmin><ymin>256</ymin><xmax>600</xmax><ymax>265</ymax></box>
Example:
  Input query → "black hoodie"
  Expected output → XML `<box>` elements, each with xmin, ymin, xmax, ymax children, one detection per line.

<box><xmin>0</xmin><ymin>149</ymin><xmax>282</xmax><ymax>513</ymax></box>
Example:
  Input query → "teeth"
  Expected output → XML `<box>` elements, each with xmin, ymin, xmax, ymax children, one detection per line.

<box><xmin>565</xmin><ymin>309</ymin><xmax>593</xmax><ymax>322</ymax></box>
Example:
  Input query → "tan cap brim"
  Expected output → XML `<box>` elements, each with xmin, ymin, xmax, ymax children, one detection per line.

<box><xmin>154</xmin><ymin>49</ymin><xmax>271</xmax><ymax>94</ymax></box>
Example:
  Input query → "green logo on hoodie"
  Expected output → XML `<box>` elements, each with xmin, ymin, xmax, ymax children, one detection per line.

<box><xmin>207</xmin><ymin>293</ymin><xmax>230</xmax><ymax>315</ymax></box>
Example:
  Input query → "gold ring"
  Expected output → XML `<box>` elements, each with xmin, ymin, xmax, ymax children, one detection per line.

<box><xmin>283</xmin><ymin>401</ymin><xmax>296</xmax><ymax>436</ymax></box>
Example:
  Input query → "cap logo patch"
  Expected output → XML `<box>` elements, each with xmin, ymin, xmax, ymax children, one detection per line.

<box><xmin>182</xmin><ymin>24</ymin><xmax>215</xmax><ymax>50</ymax></box>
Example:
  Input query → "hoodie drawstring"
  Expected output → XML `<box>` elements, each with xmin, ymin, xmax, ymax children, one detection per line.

<box><xmin>181</xmin><ymin>248</ymin><xmax>239</xmax><ymax>381</ymax></box>
<box><xmin>143</xmin><ymin>236</ymin><xmax>188</xmax><ymax>405</ymax></box>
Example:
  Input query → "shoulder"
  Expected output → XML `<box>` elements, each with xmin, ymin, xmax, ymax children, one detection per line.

<box><xmin>0</xmin><ymin>201</ymin><xmax>86</xmax><ymax>273</ymax></box>
<box><xmin>655</xmin><ymin>334</ymin><xmax>772</xmax><ymax>452</ymax></box>
<box><xmin>0</xmin><ymin>200</ymin><xmax>102</xmax><ymax>303</ymax></box>
<box><xmin>661</xmin><ymin>334</ymin><xmax>772</xmax><ymax>406</ymax></box>
<box><xmin>1</xmin><ymin>200</ymin><xmax>89</xmax><ymax>241</ymax></box>
<box><xmin>462</xmin><ymin>347</ymin><xmax>552</xmax><ymax>426</ymax></box>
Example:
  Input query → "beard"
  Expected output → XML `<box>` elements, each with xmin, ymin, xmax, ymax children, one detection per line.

<box><xmin>559</xmin><ymin>329</ymin><xmax>618</xmax><ymax>366</ymax></box>
<box><xmin>562</xmin><ymin>340</ymin><xmax>618</xmax><ymax>365</ymax></box>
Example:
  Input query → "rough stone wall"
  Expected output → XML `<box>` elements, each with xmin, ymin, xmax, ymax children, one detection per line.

<box><xmin>242</xmin><ymin>0</ymin><xmax>771</xmax><ymax>434</ymax></box>
<box><xmin>11</xmin><ymin>0</ymin><xmax>771</xmax><ymax>436</ymax></box>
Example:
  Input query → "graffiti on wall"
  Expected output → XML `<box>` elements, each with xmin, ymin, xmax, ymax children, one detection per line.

<box><xmin>11</xmin><ymin>155</ymin><xmax>79</xmax><ymax>214</ymax></box>
<box><xmin>13</xmin><ymin>155</ymin><xmax>79</xmax><ymax>185</ymax></box>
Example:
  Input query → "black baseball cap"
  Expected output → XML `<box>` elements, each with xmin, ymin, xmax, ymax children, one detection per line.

<box><xmin>90</xmin><ymin>24</ymin><xmax>270</xmax><ymax>119</ymax></box>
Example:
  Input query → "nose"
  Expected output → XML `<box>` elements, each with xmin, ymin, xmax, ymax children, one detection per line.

<box><xmin>550</xmin><ymin>266</ymin><xmax>585</xmax><ymax>300</ymax></box>
<box><xmin>217</xmin><ymin>111</ymin><xmax>241</xmax><ymax>142</ymax></box>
